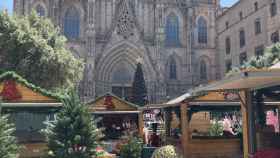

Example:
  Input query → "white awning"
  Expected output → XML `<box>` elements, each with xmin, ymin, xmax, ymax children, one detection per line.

<box><xmin>194</xmin><ymin>69</ymin><xmax>280</xmax><ymax>92</ymax></box>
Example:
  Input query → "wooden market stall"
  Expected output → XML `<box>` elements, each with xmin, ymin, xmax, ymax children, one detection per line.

<box><xmin>141</xmin><ymin>91</ymin><xmax>243</xmax><ymax>158</ymax></box>
<box><xmin>193</xmin><ymin>68</ymin><xmax>280</xmax><ymax>158</ymax></box>
<box><xmin>0</xmin><ymin>72</ymin><xmax>62</xmax><ymax>158</ymax></box>
<box><xmin>87</xmin><ymin>93</ymin><xmax>142</xmax><ymax>154</ymax></box>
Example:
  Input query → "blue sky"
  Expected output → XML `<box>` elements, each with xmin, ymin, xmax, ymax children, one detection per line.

<box><xmin>221</xmin><ymin>0</ymin><xmax>239</xmax><ymax>7</ymax></box>
<box><xmin>0</xmin><ymin>0</ymin><xmax>13</xmax><ymax>14</ymax></box>
<box><xmin>0</xmin><ymin>0</ymin><xmax>238</xmax><ymax>14</ymax></box>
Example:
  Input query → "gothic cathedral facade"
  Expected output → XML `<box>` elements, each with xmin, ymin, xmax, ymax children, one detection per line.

<box><xmin>14</xmin><ymin>0</ymin><xmax>220</xmax><ymax>103</ymax></box>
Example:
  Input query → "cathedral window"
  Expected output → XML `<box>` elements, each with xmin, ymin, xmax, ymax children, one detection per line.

<box><xmin>200</xmin><ymin>60</ymin><xmax>207</xmax><ymax>80</ymax></box>
<box><xmin>225</xmin><ymin>37</ymin><xmax>231</xmax><ymax>55</ymax></box>
<box><xmin>239</xmin><ymin>52</ymin><xmax>247</xmax><ymax>66</ymax></box>
<box><xmin>225</xmin><ymin>60</ymin><xmax>232</xmax><ymax>73</ymax></box>
<box><xmin>271</xmin><ymin>0</ymin><xmax>277</xmax><ymax>17</ymax></box>
<box><xmin>255</xmin><ymin>18</ymin><xmax>261</xmax><ymax>35</ymax></box>
<box><xmin>64</xmin><ymin>7</ymin><xmax>80</xmax><ymax>39</ymax></box>
<box><xmin>198</xmin><ymin>17</ymin><xmax>207</xmax><ymax>44</ymax></box>
<box><xmin>165</xmin><ymin>13</ymin><xmax>180</xmax><ymax>47</ymax></box>
<box><xmin>255</xmin><ymin>45</ymin><xmax>264</xmax><ymax>57</ymax></box>
<box><xmin>271</xmin><ymin>31</ymin><xmax>279</xmax><ymax>43</ymax></box>
<box><xmin>36</xmin><ymin>4</ymin><xmax>45</xmax><ymax>17</ymax></box>
<box><xmin>239</xmin><ymin>29</ymin><xmax>246</xmax><ymax>48</ymax></box>
<box><xmin>239</xmin><ymin>12</ymin><xmax>243</xmax><ymax>20</ymax></box>
<box><xmin>169</xmin><ymin>57</ymin><xmax>177</xmax><ymax>80</ymax></box>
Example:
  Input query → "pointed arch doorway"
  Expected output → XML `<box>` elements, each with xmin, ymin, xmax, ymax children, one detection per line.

<box><xmin>111</xmin><ymin>61</ymin><xmax>134</xmax><ymax>100</ymax></box>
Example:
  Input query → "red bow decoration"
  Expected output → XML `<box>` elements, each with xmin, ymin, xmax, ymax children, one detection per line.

<box><xmin>104</xmin><ymin>95</ymin><xmax>115</xmax><ymax>109</ymax></box>
<box><xmin>0</xmin><ymin>80</ymin><xmax>22</xmax><ymax>101</ymax></box>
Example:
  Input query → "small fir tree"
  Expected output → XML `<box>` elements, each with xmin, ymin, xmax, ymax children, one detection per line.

<box><xmin>131</xmin><ymin>63</ymin><xmax>147</xmax><ymax>106</ymax></box>
<box><xmin>0</xmin><ymin>102</ymin><xmax>19</xmax><ymax>158</ymax></box>
<box><xmin>43</xmin><ymin>91</ymin><xmax>103</xmax><ymax>158</ymax></box>
<box><xmin>120</xmin><ymin>137</ymin><xmax>143</xmax><ymax>158</ymax></box>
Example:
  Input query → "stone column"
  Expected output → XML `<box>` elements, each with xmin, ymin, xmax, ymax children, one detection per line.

<box><xmin>154</xmin><ymin>3</ymin><xmax>167</xmax><ymax>103</ymax></box>
<box><xmin>53</xmin><ymin>0</ymin><xmax>60</xmax><ymax>27</ymax></box>
<box><xmin>13</xmin><ymin>0</ymin><xmax>20</xmax><ymax>15</ymax></box>
<box><xmin>82</xmin><ymin>0</ymin><xmax>96</xmax><ymax>101</ymax></box>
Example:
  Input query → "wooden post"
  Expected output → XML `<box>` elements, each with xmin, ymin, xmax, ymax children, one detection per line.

<box><xmin>180</xmin><ymin>101</ymin><xmax>189</xmax><ymax>158</ymax></box>
<box><xmin>240</xmin><ymin>90</ymin><xmax>250</xmax><ymax>158</ymax></box>
<box><xmin>138</xmin><ymin>111</ymin><xmax>144</xmax><ymax>139</ymax></box>
<box><xmin>239</xmin><ymin>90</ymin><xmax>256</xmax><ymax>158</ymax></box>
<box><xmin>247</xmin><ymin>90</ymin><xmax>256</xmax><ymax>155</ymax></box>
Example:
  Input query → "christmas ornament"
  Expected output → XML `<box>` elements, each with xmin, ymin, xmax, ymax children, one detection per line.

<box><xmin>0</xmin><ymin>80</ymin><xmax>21</xmax><ymax>101</ymax></box>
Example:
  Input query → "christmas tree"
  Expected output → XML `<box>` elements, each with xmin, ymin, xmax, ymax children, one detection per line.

<box><xmin>0</xmin><ymin>102</ymin><xmax>19</xmax><ymax>158</ymax></box>
<box><xmin>43</xmin><ymin>91</ymin><xmax>103</xmax><ymax>158</ymax></box>
<box><xmin>131</xmin><ymin>63</ymin><xmax>147</xmax><ymax>106</ymax></box>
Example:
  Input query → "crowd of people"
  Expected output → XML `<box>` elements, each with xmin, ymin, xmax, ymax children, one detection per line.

<box><xmin>106</xmin><ymin>120</ymin><xmax>138</xmax><ymax>139</ymax></box>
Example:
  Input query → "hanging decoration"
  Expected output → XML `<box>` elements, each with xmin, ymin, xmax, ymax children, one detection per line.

<box><xmin>104</xmin><ymin>95</ymin><xmax>115</xmax><ymax>110</ymax></box>
<box><xmin>222</xmin><ymin>91</ymin><xmax>239</xmax><ymax>101</ymax></box>
<box><xmin>0</xmin><ymin>80</ymin><xmax>22</xmax><ymax>101</ymax></box>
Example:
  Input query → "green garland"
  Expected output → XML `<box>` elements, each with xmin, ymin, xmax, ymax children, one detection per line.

<box><xmin>226</xmin><ymin>43</ymin><xmax>280</xmax><ymax>77</ymax></box>
<box><xmin>0</xmin><ymin>71</ymin><xmax>64</xmax><ymax>101</ymax></box>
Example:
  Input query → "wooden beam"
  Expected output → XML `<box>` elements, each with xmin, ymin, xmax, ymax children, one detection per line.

<box><xmin>180</xmin><ymin>101</ymin><xmax>190</xmax><ymax>157</ymax></box>
<box><xmin>239</xmin><ymin>90</ymin><xmax>250</xmax><ymax>158</ymax></box>
<box><xmin>138</xmin><ymin>111</ymin><xmax>144</xmax><ymax>140</ymax></box>
<box><xmin>239</xmin><ymin>90</ymin><xmax>256</xmax><ymax>158</ymax></box>
<box><xmin>247</xmin><ymin>91</ymin><xmax>257</xmax><ymax>155</ymax></box>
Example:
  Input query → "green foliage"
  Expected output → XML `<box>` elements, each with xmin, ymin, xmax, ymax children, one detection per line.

<box><xmin>208</xmin><ymin>120</ymin><xmax>223</xmax><ymax>136</ymax></box>
<box><xmin>0</xmin><ymin>102</ymin><xmax>20</xmax><ymax>158</ymax></box>
<box><xmin>131</xmin><ymin>63</ymin><xmax>147</xmax><ymax>106</ymax></box>
<box><xmin>96</xmin><ymin>150</ymin><xmax>106</xmax><ymax>157</ymax></box>
<box><xmin>43</xmin><ymin>91</ymin><xmax>103</xmax><ymax>158</ymax></box>
<box><xmin>0</xmin><ymin>71</ymin><xmax>64</xmax><ymax>100</ymax></box>
<box><xmin>151</xmin><ymin>145</ymin><xmax>178</xmax><ymax>158</ymax></box>
<box><xmin>120</xmin><ymin>137</ymin><xmax>143</xmax><ymax>158</ymax></box>
<box><xmin>0</xmin><ymin>11</ymin><xmax>84</xmax><ymax>90</ymax></box>
<box><xmin>227</xmin><ymin>43</ymin><xmax>280</xmax><ymax>77</ymax></box>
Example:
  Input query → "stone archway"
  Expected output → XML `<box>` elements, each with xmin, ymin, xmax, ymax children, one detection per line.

<box><xmin>95</xmin><ymin>42</ymin><xmax>156</xmax><ymax>98</ymax></box>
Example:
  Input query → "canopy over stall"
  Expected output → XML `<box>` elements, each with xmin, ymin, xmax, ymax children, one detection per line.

<box><xmin>193</xmin><ymin>69</ymin><xmax>280</xmax><ymax>92</ymax></box>
<box><xmin>0</xmin><ymin>71</ymin><xmax>62</xmax><ymax>158</ymax></box>
<box><xmin>193</xmin><ymin>68</ymin><xmax>280</xmax><ymax>158</ymax></box>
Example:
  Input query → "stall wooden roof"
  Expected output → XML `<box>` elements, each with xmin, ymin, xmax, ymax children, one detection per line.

<box><xmin>193</xmin><ymin>69</ymin><xmax>280</xmax><ymax>93</ymax></box>
<box><xmin>87</xmin><ymin>93</ymin><xmax>139</xmax><ymax>113</ymax></box>
<box><xmin>140</xmin><ymin>91</ymin><xmax>240</xmax><ymax>110</ymax></box>
<box><xmin>0</xmin><ymin>72</ymin><xmax>61</xmax><ymax>106</ymax></box>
